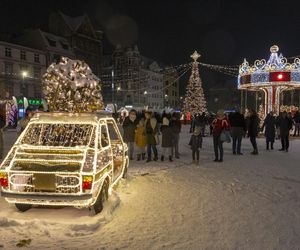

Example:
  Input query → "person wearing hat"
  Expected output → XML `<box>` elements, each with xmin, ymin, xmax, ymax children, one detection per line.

<box><xmin>188</xmin><ymin>126</ymin><xmax>202</xmax><ymax>164</ymax></box>
<box><xmin>144</xmin><ymin>111</ymin><xmax>159</xmax><ymax>162</ymax></box>
<box><xmin>160</xmin><ymin>117</ymin><xmax>173</xmax><ymax>162</ymax></box>
<box><xmin>212</xmin><ymin>109</ymin><xmax>230</xmax><ymax>162</ymax></box>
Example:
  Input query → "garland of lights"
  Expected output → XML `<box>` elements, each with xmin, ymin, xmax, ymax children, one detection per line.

<box><xmin>42</xmin><ymin>57</ymin><xmax>104</xmax><ymax>112</ymax></box>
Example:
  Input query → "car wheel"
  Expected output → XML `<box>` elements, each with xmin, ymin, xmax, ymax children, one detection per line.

<box><xmin>15</xmin><ymin>203</ymin><xmax>32</xmax><ymax>212</ymax></box>
<box><xmin>93</xmin><ymin>180</ymin><xmax>108</xmax><ymax>214</ymax></box>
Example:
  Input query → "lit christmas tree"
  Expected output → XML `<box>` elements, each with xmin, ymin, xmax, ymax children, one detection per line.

<box><xmin>183</xmin><ymin>51</ymin><xmax>207</xmax><ymax>116</ymax></box>
<box><xmin>42</xmin><ymin>57</ymin><xmax>104</xmax><ymax>112</ymax></box>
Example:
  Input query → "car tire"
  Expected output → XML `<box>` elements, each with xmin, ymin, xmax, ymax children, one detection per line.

<box><xmin>93</xmin><ymin>180</ymin><xmax>108</xmax><ymax>214</ymax></box>
<box><xmin>15</xmin><ymin>203</ymin><xmax>32</xmax><ymax>212</ymax></box>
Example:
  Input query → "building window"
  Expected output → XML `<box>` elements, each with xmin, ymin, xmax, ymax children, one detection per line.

<box><xmin>4</xmin><ymin>62</ymin><xmax>13</xmax><ymax>75</ymax></box>
<box><xmin>5</xmin><ymin>48</ymin><xmax>12</xmax><ymax>57</ymax></box>
<box><xmin>46</xmin><ymin>37</ymin><xmax>56</xmax><ymax>47</ymax></box>
<box><xmin>60</xmin><ymin>41</ymin><xmax>69</xmax><ymax>50</ymax></box>
<box><xmin>20</xmin><ymin>50</ymin><xmax>26</xmax><ymax>60</ymax></box>
<box><xmin>33</xmin><ymin>67</ymin><xmax>41</xmax><ymax>79</ymax></box>
<box><xmin>34</xmin><ymin>53</ymin><xmax>40</xmax><ymax>63</ymax></box>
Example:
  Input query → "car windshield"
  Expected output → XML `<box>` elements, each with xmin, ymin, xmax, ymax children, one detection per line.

<box><xmin>21</xmin><ymin>123</ymin><xmax>94</xmax><ymax>147</ymax></box>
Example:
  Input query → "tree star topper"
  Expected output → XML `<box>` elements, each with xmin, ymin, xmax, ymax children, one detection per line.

<box><xmin>191</xmin><ymin>50</ymin><xmax>201</xmax><ymax>62</ymax></box>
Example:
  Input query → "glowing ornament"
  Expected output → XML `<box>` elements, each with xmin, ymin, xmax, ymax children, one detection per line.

<box><xmin>42</xmin><ymin>57</ymin><xmax>104</xmax><ymax>112</ymax></box>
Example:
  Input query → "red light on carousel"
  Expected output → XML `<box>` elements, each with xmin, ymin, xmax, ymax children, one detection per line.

<box><xmin>270</xmin><ymin>72</ymin><xmax>290</xmax><ymax>82</ymax></box>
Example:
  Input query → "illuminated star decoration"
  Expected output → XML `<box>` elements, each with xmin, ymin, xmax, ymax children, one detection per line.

<box><xmin>190</xmin><ymin>50</ymin><xmax>201</xmax><ymax>62</ymax></box>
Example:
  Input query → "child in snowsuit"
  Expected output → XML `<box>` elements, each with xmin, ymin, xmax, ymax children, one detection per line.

<box><xmin>135</xmin><ymin>119</ymin><xmax>147</xmax><ymax>161</ymax></box>
<box><xmin>189</xmin><ymin>126</ymin><xmax>202</xmax><ymax>164</ymax></box>
<box><xmin>160</xmin><ymin>117</ymin><xmax>173</xmax><ymax>162</ymax></box>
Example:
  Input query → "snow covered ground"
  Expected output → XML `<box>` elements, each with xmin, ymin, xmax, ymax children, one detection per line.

<box><xmin>1</xmin><ymin>126</ymin><xmax>300</xmax><ymax>249</ymax></box>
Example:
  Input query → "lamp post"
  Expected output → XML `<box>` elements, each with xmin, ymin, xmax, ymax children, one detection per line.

<box><xmin>144</xmin><ymin>91</ymin><xmax>148</xmax><ymax>106</ymax></box>
<box><xmin>111</xmin><ymin>69</ymin><xmax>115</xmax><ymax>104</ymax></box>
<box><xmin>165</xmin><ymin>94</ymin><xmax>168</xmax><ymax>107</ymax></box>
<box><xmin>21</xmin><ymin>71</ymin><xmax>28</xmax><ymax>116</ymax></box>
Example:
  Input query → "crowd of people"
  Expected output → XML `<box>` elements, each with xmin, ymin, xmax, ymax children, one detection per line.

<box><xmin>122</xmin><ymin>109</ymin><xmax>181</xmax><ymax>162</ymax></box>
<box><xmin>121</xmin><ymin>108</ymin><xmax>297</xmax><ymax>165</ymax></box>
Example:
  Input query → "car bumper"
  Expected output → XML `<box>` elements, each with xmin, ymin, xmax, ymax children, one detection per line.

<box><xmin>1</xmin><ymin>190</ymin><xmax>93</xmax><ymax>202</ymax></box>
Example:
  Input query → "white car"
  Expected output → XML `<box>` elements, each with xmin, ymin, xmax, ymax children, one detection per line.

<box><xmin>0</xmin><ymin>112</ymin><xmax>129</xmax><ymax>214</ymax></box>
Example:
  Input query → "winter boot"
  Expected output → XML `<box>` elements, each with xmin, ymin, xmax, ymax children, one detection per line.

<box><xmin>271</xmin><ymin>143</ymin><xmax>274</xmax><ymax>150</ymax></box>
<box><xmin>142</xmin><ymin>153</ymin><xmax>146</xmax><ymax>160</ymax></box>
<box><xmin>169</xmin><ymin>156</ymin><xmax>173</xmax><ymax>162</ymax></box>
<box><xmin>146</xmin><ymin>158</ymin><xmax>152</xmax><ymax>163</ymax></box>
<box><xmin>137</xmin><ymin>154</ymin><xmax>141</xmax><ymax>161</ymax></box>
<box><xmin>161</xmin><ymin>155</ymin><xmax>164</xmax><ymax>162</ymax></box>
<box><xmin>266</xmin><ymin>142</ymin><xmax>269</xmax><ymax>150</ymax></box>
<box><xmin>153</xmin><ymin>155</ymin><xmax>158</xmax><ymax>161</ymax></box>
<box><xmin>251</xmin><ymin>148</ymin><xmax>258</xmax><ymax>155</ymax></box>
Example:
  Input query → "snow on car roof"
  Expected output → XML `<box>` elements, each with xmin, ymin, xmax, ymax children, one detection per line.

<box><xmin>31</xmin><ymin>111</ymin><xmax>112</xmax><ymax>124</ymax></box>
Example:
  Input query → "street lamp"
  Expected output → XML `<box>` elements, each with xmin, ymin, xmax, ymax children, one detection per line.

<box><xmin>117</xmin><ymin>86</ymin><xmax>121</xmax><ymax>91</ymax></box>
<box><xmin>21</xmin><ymin>70</ymin><xmax>28</xmax><ymax>117</ymax></box>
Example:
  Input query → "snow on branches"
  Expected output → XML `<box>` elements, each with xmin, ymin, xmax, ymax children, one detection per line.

<box><xmin>42</xmin><ymin>57</ymin><xmax>104</xmax><ymax>112</ymax></box>
<box><xmin>183</xmin><ymin>53</ymin><xmax>207</xmax><ymax>116</ymax></box>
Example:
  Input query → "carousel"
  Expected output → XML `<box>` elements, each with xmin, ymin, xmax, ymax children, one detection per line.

<box><xmin>238</xmin><ymin>45</ymin><xmax>300</xmax><ymax>116</ymax></box>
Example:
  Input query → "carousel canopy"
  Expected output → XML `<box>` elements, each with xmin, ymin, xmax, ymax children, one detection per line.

<box><xmin>238</xmin><ymin>45</ymin><xmax>300</xmax><ymax>90</ymax></box>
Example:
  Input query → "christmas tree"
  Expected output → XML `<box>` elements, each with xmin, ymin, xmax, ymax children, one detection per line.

<box><xmin>42</xmin><ymin>57</ymin><xmax>104</xmax><ymax>112</ymax></box>
<box><xmin>183</xmin><ymin>51</ymin><xmax>207</xmax><ymax>116</ymax></box>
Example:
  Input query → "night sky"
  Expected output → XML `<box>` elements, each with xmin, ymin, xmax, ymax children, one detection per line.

<box><xmin>1</xmin><ymin>0</ymin><xmax>300</xmax><ymax>92</ymax></box>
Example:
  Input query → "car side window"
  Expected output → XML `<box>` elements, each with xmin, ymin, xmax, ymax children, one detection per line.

<box><xmin>107</xmin><ymin>120</ymin><xmax>122</xmax><ymax>143</ymax></box>
<box><xmin>100</xmin><ymin>124</ymin><xmax>109</xmax><ymax>148</ymax></box>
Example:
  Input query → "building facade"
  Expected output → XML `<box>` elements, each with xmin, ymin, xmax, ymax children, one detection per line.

<box><xmin>0</xmin><ymin>41</ymin><xmax>47</xmax><ymax>99</ymax></box>
<box><xmin>102</xmin><ymin>45</ymin><xmax>180</xmax><ymax>109</ymax></box>
<box><xmin>141</xmin><ymin>60</ymin><xmax>164</xmax><ymax>109</ymax></box>
<box><xmin>48</xmin><ymin>12</ymin><xmax>103</xmax><ymax>76</ymax></box>
<box><xmin>102</xmin><ymin>45</ymin><xmax>144</xmax><ymax>107</ymax></box>
<box><xmin>17</xmin><ymin>29</ymin><xmax>75</xmax><ymax>67</ymax></box>
<box><xmin>164</xmin><ymin>67</ymin><xmax>180</xmax><ymax>108</ymax></box>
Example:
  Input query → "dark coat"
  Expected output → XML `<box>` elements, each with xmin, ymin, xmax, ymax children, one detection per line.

<box><xmin>169</xmin><ymin>119</ymin><xmax>181</xmax><ymax>134</ymax></box>
<box><xmin>278</xmin><ymin>116</ymin><xmax>293</xmax><ymax>136</ymax></box>
<box><xmin>229</xmin><ymin>112</ymin><xmax>246</xmax><ymax>138</ymax></box>
<box><xmin>262</xmin><ymin>114</ymin><xmax>276</xmax><ymax>141</ymax></box>
<box><xmin>161</xmin><ymin>125</ymin><xmax>173</xmax><ymax>147</ymax></box>
<box><xmin>189</xmin><ymin>134</ymin><xmax>202</xmax><ymax>150</ymax></box>
<box><xmin>145</xmin><ymin>118</ymin><xmax>158</xmax><ymax>145</ymax></box>
<box><xmin>122</xmin><ymin>117</ymin><xmax>138</xmax><ymax>142</ymax></box>
<box><xmin>248</xmin><ymin>114</ymin><xmax>259</xmax><ymax>137</ymax></box>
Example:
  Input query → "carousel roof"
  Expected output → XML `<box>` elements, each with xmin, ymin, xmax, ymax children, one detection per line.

<box><xmin>238</xmin><ymin>45</ymin><xmax>300</xmax><ymax>89</ymax></box>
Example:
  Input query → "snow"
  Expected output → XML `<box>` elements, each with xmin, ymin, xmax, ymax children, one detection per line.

<box><xmin>1</xmin><ymin>127</ymin><xmax>300</xmax><ymax>249</ymax></box>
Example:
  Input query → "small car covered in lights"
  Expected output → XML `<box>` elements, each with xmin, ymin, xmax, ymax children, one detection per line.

<box><xmin>0</xmin><ymin>112</ymin><xmax>129</xmax><ymax>213</ymax></box>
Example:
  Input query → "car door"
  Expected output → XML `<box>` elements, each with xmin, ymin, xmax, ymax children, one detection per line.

<box><xmin>106</xmin><ymin>119</ymin><xmax>124</xmax><ymax>182</ymax></box>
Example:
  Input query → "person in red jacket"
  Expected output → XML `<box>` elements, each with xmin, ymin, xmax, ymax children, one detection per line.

<box><xmin>212</xmin><ymin>109</ymin><xmax>230</xmax><ymax>162</ymax></box>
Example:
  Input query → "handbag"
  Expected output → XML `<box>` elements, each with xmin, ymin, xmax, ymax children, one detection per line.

<box><xmin>220</xmin><ymin>130</ymin><xmax>231</xmax><ymax>143</ymax></box>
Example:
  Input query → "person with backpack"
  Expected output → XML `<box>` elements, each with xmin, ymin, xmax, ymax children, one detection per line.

<box><xmin>212</xmin><ymin>110</ymin><xmax>230</xmax><ymax>162</ymax></box>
